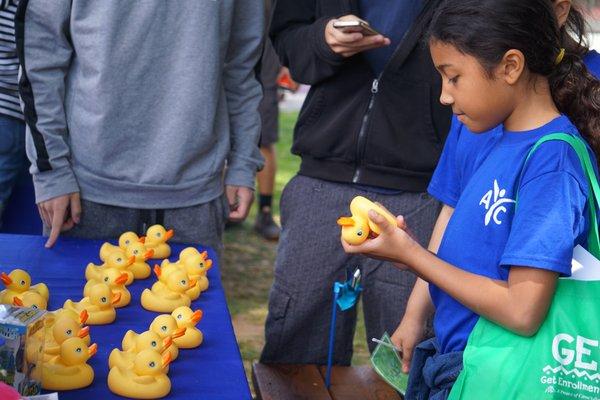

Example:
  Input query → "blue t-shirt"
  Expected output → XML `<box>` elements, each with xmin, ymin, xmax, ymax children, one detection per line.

<box><xmin>429</xmin><ymin>115</ymin><xmax>595</xmax><ymax>354</ymax></box>
<box><xmin>584</xmin><ymin>50</ymin><xmax>600</xmax><ymax>77</ymax></box>
<box><xmin>358</xmin><ymin>1</ymin><xmax>422</xmax><ymax>75</ymax></box>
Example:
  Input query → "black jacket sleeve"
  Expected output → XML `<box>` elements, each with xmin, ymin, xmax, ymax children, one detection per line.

<box><xmin>269</xmin><ymin>0</ymin><xmax>346</xmax><ymax>85</ymax></box>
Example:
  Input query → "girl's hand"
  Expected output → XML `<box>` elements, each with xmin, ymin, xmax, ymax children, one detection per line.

<box><xmin>341</xmin><ymin>209</ymin><xmax>421</xmax><ymax>267</ymax></box>
<box><xmin>391</xmin><ymin>314</ymin><xmax>426</xmax><ymax>373</ymax></box>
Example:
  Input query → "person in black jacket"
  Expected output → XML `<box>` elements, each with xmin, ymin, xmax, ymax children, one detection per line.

<box><xmin>261</xmin><ymin>0</ymin><xmax>451</xmax><ymax>365</ymax></box>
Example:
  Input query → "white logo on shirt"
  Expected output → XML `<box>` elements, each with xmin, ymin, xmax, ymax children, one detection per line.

<box><xmin>479</xmin><ymin>180</ymin><xmax>515</xmax><ymax>226</ymax></box>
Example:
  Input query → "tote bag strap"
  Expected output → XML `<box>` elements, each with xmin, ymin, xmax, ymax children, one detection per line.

<box><xmin>516</xmin><ymin>133</ymin><xmax>600</xmax><ymax>258</ymax></box>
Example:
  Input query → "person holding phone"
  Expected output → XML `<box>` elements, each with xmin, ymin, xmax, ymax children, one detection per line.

<box><xmin>261</xmin><ymin>0</ymin><xmax>451</xmax><ymax>365</ymax></box>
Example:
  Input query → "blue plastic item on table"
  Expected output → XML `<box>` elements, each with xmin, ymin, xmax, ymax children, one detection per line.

<box><xmin>0</xmin><ymin>233</ymin><xmax>251</xmax><ymax>399</ymax></box>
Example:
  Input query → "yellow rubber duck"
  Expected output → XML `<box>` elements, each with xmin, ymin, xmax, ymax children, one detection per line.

<box><xmin>154</xmin><ymin>262</ymin><xmax>201</xmax><ymax>300</ymax></box>
<box><xmin>171</xmin><ymin>306</ymin><xmax>203</xmax><ymax>349</ymax></box>
<box><xmin>126</xmin><ymin>242</ymin><xmax>154</xmax><ymax>279</ymax></box>
<box><xmin>99</xmin><ymin>231</ymin><xmax>144</xmax><ymax>262</ymax></box>
<box><xmin>63</xmin><ymin>283</ymin><xmax>121</xmax><ymax>325</ymax></box>
<box><xmin>109</xmin><ymin>330</ymin><xmax>173</xmax><ymax>371</ymax></box>
<box><xmin>143</xmin><ymin>225</ymin><xmax>174</xmax><ymax>259</ymax></box>
<box><xmin>123</xmin><ymin>314</ymin><xmax>186</xmax><ymax>360</ymax></box>
<box><xmin>177</xmin><ymin>249</ymin><xmax>212</xmax><ymax>293</ymax></box>
<box><xmin>0</xmin><ymin>269</ymin><xmax>49</xmax><ymax>304</ymax></box>
<box><xmin>141</xmin><ymin>269</ymin><xmax>196</xmax><ymax>313</ymax></box>
<box><xmin>337</xmin><ymin>196</ymin><xmax>398</xmax><ymax>245</ymax></box>
<box><xmin>108</xmin><ymin>348</ymin><xmax>172</xmax><ymax>399</ymax></box>
<box><xmin>83</xmin><ymin>269</ymin><xmax>130</xmax><ymax>308</ymax></box>
<box><xmin>12</xmin><ymin>291</ymin><xmax>47</xmax><ymax>310</ymax></box>
<box><xmin>44</xmin><ymin>308</ymin><xmax>89</xmax><ymax>329</ymax></box>
<box><xmin>36</xmin><ymin>337</ymin><xmax>97</xmax><ymax>391</ymax></box>
<box><xmin>85</xmin><ymin>250</ymin><xmax>135</xmax><ymax>285</ymax></box>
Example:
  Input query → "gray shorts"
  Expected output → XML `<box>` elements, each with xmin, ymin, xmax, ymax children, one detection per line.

<box><xmin>260</xmin><ymin>175</ymin><xmax>440</xmax><ymax>365</ymax></box>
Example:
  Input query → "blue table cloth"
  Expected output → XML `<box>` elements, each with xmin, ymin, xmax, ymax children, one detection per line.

<box><xmin>0</xmin><ymin>234</ymin><xmax>251</xmax><ymax>399</ymax></box>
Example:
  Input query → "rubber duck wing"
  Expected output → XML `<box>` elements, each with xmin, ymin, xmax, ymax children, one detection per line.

<box><xmin>31</xmin><ymin>283</ymin><xmax>49</xmax><ymax>300</ymax></box>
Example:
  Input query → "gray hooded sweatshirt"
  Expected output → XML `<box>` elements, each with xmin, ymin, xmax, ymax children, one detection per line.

<box><xmin>16</xmin><ymin>0</ymin><xmax>264</xmax><ymax>208</ymax></box>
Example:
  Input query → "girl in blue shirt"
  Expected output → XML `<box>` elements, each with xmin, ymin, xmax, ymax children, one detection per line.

<box><xmin>342</xmin><ymin>0</ymin><xmax>600</xmax><ymax>398</ymax></box>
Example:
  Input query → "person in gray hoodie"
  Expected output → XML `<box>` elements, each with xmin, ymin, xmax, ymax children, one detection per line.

<box><xmin>15</xmin><ymin>0</ymin><xmax>264</xmax><ymax>250</ymax></box>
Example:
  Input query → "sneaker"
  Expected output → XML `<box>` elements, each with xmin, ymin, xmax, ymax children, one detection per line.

<box><xmin>254</xmin><ymin>210</ymin><xmax>280</xmax><ymax>241</ymax></box>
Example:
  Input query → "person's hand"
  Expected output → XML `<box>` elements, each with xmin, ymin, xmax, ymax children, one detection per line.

<box><xmin>341</xmin><ymin>209</ymin><xmax>420</xmax><ymax>267</ymax></box>
<box><xmin>325</xmin><ymin>15</ymin><xmax>390</xmax><ymax>58</ymax></box>
<box><xmin>37</xmin><ymin>192</ymin><xmax>81</xmax><ymax>248</ymax></box>
<box><xmin>226</xmin><ymin>185</ymin><xmax>254</xmax><ymax>222</ymax></box>
<box><xmin>391</xmin><ymin>314</ymin><xmax>426</xmax><ymax>373</ymax></box>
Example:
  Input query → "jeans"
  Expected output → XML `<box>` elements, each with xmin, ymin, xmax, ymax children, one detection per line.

<box><xmin>0</xmin><ymin>115</ymin><xmax>27</xmax><ymax>221</ymax></box>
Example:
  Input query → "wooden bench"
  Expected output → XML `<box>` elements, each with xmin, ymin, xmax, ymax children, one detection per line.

<box><xmin>252</xmin><ymin>363</ymin><xmax>404</xmax><ymax>400</ymax></box>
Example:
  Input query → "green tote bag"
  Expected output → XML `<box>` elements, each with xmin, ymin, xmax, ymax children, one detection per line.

<box><xmin>449</xmin><ymin>133</ymin><xmax>600</xmax><ymax>400</ymax></box>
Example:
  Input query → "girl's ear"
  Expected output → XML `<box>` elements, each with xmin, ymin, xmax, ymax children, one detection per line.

<box><xmin>498</xmin><ymin>49</ymin><xmax>525</xmax><ymax>85</ymax></box>
<box><xmin>553</xmin><ymin>0</ymin><xmax>572</xmax><ymax>28</ymax></box>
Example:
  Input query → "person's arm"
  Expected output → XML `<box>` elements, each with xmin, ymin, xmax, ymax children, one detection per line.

<box><xmin>269</xmin><ymin>1</ymin><xmax>389</xmax><ymax>85</ymax></box>
<box><xmin>391</xmin><ymin>204</ymin><xmax>453</xmax><ymax>372</ymax></box>
<box><xmin>16</xmin><ymin>0</ymin><xmax>80</xmax><ymax>247</ymax></box>
<box><xmin>223</xmin><ymin>0</ymin><xmax>265</xmax><ymax>222</ymax></box>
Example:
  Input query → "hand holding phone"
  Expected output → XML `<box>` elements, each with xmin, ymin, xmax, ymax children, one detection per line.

<box><xmin>325</xmin><ymin>15</ymin><xmax>390</xmax><ymax>58</ymax></box>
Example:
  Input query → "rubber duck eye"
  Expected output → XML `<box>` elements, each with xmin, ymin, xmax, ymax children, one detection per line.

<box><xmin>104</xmin><ymin>277</ymin><xmax>109</xmax><ymax>282</ymax></box>
<box><xmin>149</xmin><ymin>361</ymin><xmax>156</xmax><ymax>368</ymax></box>
<box><xmin>76</xmin><ymin>348</ymin><xmax>82</xmax><ymax>353</ymax></box>
<box><xmin>66</xmin><ymin>329</ymin><xmax>72</xmax><ymax>335</ymax></box>
<box><xmin>134</xmin><ymin>250</ymin><xmax>139</xmax><ymax>255</ymax></box>
<box><xmin>156</xmin><ymin>232</ymin><xmax>161</xmax><ymax>237</ymax></box>
<box><xmin>180</xmin><ymin>280</ymin><xmax>186</xmax><ymax>285</ymax></box>
<box><xmin>32</xmin><ymin>305</ymin><xmax>38</xmax><ymax>309</ymax></box>
<box><xmin>161</xmin><ymin>326</ymin><xmax>167</xmax><ymax>331</ymax></box>
<box><xmin>177</xmin><ymin>314</ymin><xmax>182</xmax><ymax>320</ymax></box>
<box><xmin>357</xmin><ymin>231</ymin><xmax>363</xmax><ymax>236</ymax></box>
<box><xmin>20</xmin><ymin>280</ymin><xmax>25</xmax><ymax>285</ymax></box>
<box><xmin>151</xmin><ymin>341</ymin><xmax>157</xmax><ymax>347</ymax></box>
<box><xmin>101</xmin><ymin>296</ymin><xmax>107</xmax><ymax>303</ymax></box>
<box><xmin>125</xmin><ymin>240</ymin><xmax>130</xmax><ymax>245</ymax></box>
<box><xmin>117</xmin><ymin>258</ymin><xmax>122</xmax><ymax>262</ymax></box>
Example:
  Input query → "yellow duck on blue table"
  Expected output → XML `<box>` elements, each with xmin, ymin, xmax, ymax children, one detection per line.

<box><xmin>141</xmin><ymin>269</ymin><xmax>196</xmax><ymax>312</ymax></box>
<box><xmin>108</xmin><ymin>348</ymin><xmax>172</xmax><ymax>399</ymax></box>
<box><xmin>125</xmin><ymin>241</ymin><xmax>154</xmax><ymax>279</ymax></box>
<box><xmin>171</xmin><ymin>306</ymin><xmax>203</xmax><ymax>349</ymax></box>
<box><xmin>63</xmin><ymin>283</ymin><xmax>121</xmax><ymax>325</ymax></box>
<box><xmin>143</xmin><ymin>225</ymin><xmax>174</xmax><ymax>259</ymax></box>
<box><xmin>85</xmin><ymin>250</ymin><xmax>135</xmax><ymax>285</ymax></box>
<box><xmin>109</xmin><ymin>330</ymin><xmax>173</xmax><ymax>370</ymax></box>
<box><xmin>123</xmin><ymin>314</ymin><xmax>186</xmax><ymax>360</ymax></box>
<box><xmin>83</xmin><ymin>269</ymin><xmax>130</xmax><ymax>308</ymax></box>
<box><xmin>0</xmin><ymin>269</ymin><xmax>49</xmax><ymax>307</ymax></box>
<box><xmin>99</xmin><ymin>231</ymin><xmax>144</xmax><ymax>262</ymax></box>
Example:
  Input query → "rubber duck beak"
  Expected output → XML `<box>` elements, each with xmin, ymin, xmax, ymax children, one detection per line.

<box><xmin>111</xmin><ymin>292</ymin><xmax>122</xmax><ymax>305</ymax></box>
<box><xmin>336</xmin><ymin>217</ymin><xmax>355</xmax><ymax>227</ymax></box>
<box><xmin>12</xmin><ymin>297</ymin><xmax>23</xmax><ymax>307</ymax></box>
<box><xmin>172</xmin><ymin>327</ymin><xmax>187</xmax><ymax>339</ymax></box>
<box><xmin>79</xmin><ymin>310</ymin><xmax>89</xmax><ymax>325</ymax></box>
<box><xmin>190</xmin><ymin>310</ymin><xmax>203</xmax><ymax>324</ymax></box>
<box><xmin>161</xmin><ymin>336</ymin><xmax>173</xmax><ymax>352</ymax></box>
<box><xmin>88</xmin><ymin>343</ymin><xmax>98</xmax><ymax>358</ymax></box>
<box><xmin>127</xmin><ymin>256</ymin><xmax>136</xmax><ymax>266</ymax></box>
<box><xmin>162</xmin><ymin>351</ymin><xmax>172</xmax><ymax>369</ymax></box>
<box><xmin>0</xmin><ymin>272</ymin><xmax>12</xmax><ymax>286</ymax></box>
<box><xmin>164</xmin><ymin>229</ymin><xmax>174</xmax><ymax>241</ymax></box>
<box><xmin>139</xmin><ymin>236</ymin><xmax>146</xmax><ymax>243</ymax></box>
<box><xmin>200</xmin><ymin>250</ymin><xmax>208</xmax><ymax>260</ymax></box>
<box><xmin>78</xmin><ymin>326</ymin><xmax>90</xmax><ymax>339</ymax></box>
<box><xmin>144</xmin><ymin>249</ymin><xmax>154</xmax><ymax>260</ymax></box>
<box><xmin>115</xmin><ymin>273</ymin><xmax>128</xmax><ymax>285</ymax></box>
<box><xmin>153</xmin><ymin>265</ymin><xmax>161</xmax><ymax>278</ymax></box>
<box><xmin>188</xmin><ymin>279</ymin><xmax>197</xmax><ymax>288</ymax></box>
<box><xmin>205</xmin><ymin>259</ymin><xmax>213</xmax><ymax>270</ymax></box>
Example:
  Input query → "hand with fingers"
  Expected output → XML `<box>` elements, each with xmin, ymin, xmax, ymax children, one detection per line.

<box><xmin>225</xmin><ymin>185</ymin><xmax>254</xmax><ymax>223</ymax></box>
<box><xmin>390</xmin><ymin>313</ymin><xmax>426</xmax><ymax>373</ymax></box>
<box><xmin>325</xmin><ymin>15</ymin><xmax>391</xmax><ymax>58</ymax></box>
<box><xmin>340</xmin><ymin>207</ymin><xmax>419</xmax><ymax>268</ymax></box>
<box><xmin>37</xmin><ymin>192</ymin><xmax>81</xmax><ymax>248</ymax></box>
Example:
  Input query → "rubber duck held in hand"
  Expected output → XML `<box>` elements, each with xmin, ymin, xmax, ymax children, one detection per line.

<box><xmin>36</xmin><ymin>337</ymin><xmax>97</xmax><ymax>391</ymax></box>
<box><xmin>144</xmin><ymin>225</ymin><xmax>174</xmax><ymax>259</ymax></box>
<box><xmin>85</xmin><ymin>250</ymin><xmax>135</xmax><ymax>285</ymax></box>
<box><xmin>99</xmin><ymin>231</ymin><xmax>144</xmax><ymax>262</ymax></box>
<box><xmin>141</xmin><ymin>269</ymin><xmax>196</xmax><ymax>313</ymax></box>
<box><xmin>123</xmin><ymin>314</ymin><xmax>186</xmax><ymax>360</ymax></box>
<box><xmin>337</xmin><ymin>196</ymin><xmax>398</xmax><ymax>245</ymax></box>
<box><xmin>109</xmin><ymin>331</ymin><xmax>173</xmax><ymax>370</ymax></box>
<box><xmin>63</xmin><ymin>283</ymin><xmax>121</xmax><ymax>325</ymax></box>
<box><xmin>171</xmin><ymin>306</ymin><xmax>203</xmax><ymax>349</ymax></box>
<box><xmin>108</xmin><ymin>348</ymin><xmax>172</xmax><ymax>399</ymax></box>
<box><xmin>0</xmin><ymin>269</ymin><xmax>49</xmax><ymax>304</ymax></box>
<box><xmin>84</xmin><ymin>269</ymin><xmax>130</xmax><ymax>308</ymax></box>
<box><xmin>126</xmin><ymin>242</ymin><xmax>154</xmax><ymax>279</ymax></box>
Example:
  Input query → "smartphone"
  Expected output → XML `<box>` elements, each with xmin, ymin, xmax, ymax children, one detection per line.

<box><xmin>333</xmin><ymin>20</ymin><xmax>380</xmax><ymax>36</ymax></box>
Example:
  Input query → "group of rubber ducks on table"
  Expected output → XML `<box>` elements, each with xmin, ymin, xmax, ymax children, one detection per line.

<box><xmin>108</xmin><ymin>309</ymin><xmax>204</xmax><ymax>399</ymax></box>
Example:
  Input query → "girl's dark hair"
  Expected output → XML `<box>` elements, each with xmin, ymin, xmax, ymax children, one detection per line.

<box><xmin>429</xmin><ymin>0</ymin><xmax>600</xmax><ymax>156</ymax></box>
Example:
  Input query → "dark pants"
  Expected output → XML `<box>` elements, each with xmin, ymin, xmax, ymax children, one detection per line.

<box><xmin>0</xmin><ymin>116</ymin><xmax>27</xmax><ymax>222</ymax></box>
<box><xmin>260</xmin><ymin>175</ymin><xmax>440</xmax><ymax>364</ymax></box>
<box><xmin>45</xmin><ymin>196</ymin><xmax>228</xmax><ymax>254</ymax></box>
<box><xmin>405</xmin><ymin>338</ymin><xmax>463</xmax><ymax>400</ymax></box>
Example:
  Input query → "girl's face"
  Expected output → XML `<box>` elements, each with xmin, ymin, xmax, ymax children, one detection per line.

<box><xmin>430</xmin><ymin>41</ymin><xmax>515</xmax><ymax>133</ymax></box>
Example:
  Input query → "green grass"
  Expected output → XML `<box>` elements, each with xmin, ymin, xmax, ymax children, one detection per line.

<box><xmin>221</xmin><ymin>111</ymin><xmax>370</xmax><ymax>390</ymax></box>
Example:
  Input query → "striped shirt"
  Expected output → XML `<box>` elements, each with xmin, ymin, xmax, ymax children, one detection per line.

<box><xmin>0</xmin><ymin>0</ymin><xmax>22</xmax><ymax>120</ymax></box>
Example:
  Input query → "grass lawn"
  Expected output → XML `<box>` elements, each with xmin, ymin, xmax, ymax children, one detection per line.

<box><xmin>221</xmin><ymin>111</ymin><xmax>370</xmax><ymax>389</ymax></box>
